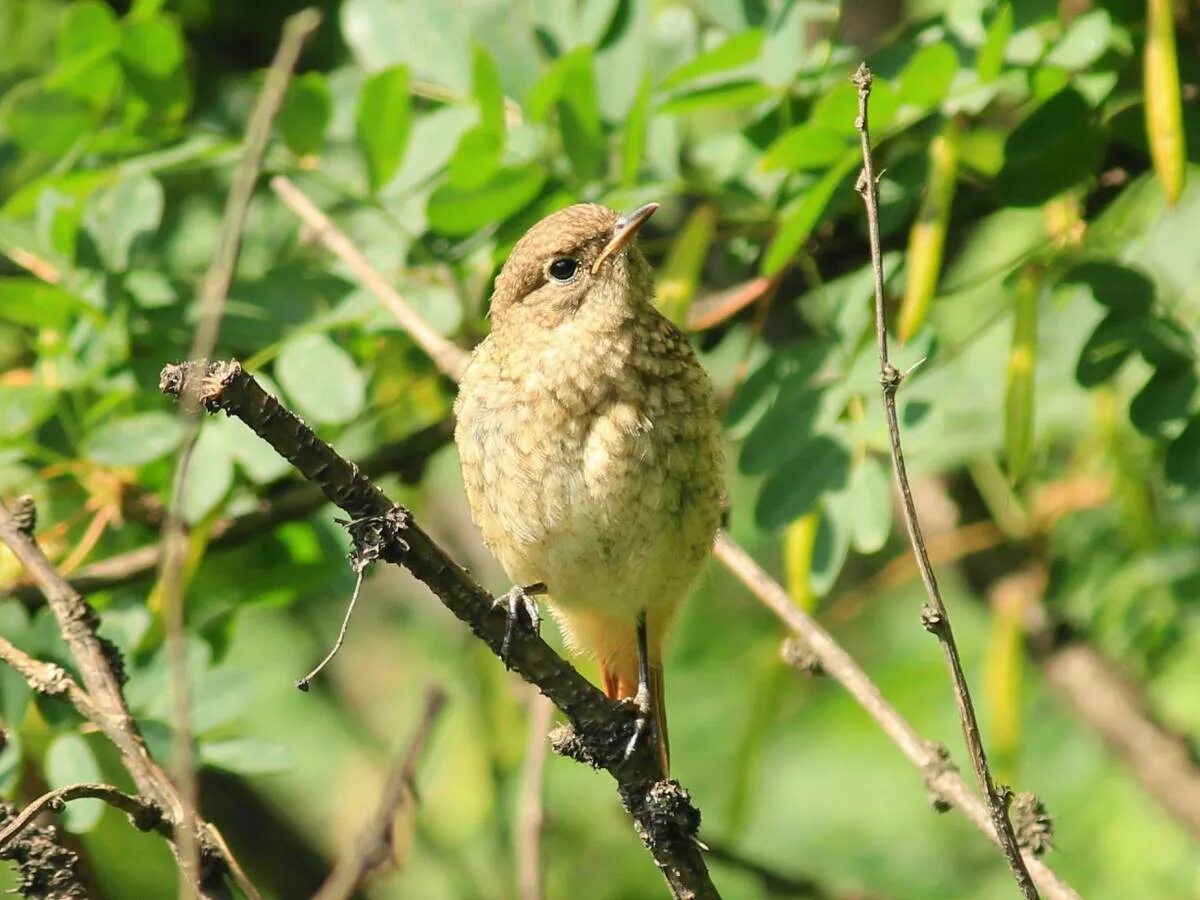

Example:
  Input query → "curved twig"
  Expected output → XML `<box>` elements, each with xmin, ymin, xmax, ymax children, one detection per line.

<box><xmin>0</xmin><ymin>783</ymin><xmax>168</xmax><ymax>850</ymax></box>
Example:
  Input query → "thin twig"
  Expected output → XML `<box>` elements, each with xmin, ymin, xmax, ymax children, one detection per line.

<box><xmin>0</xmin><ymin>783</ymin><xmax>169</xmax><ymax>850</ymax></box>
<box><xmin>296</xmin><ymin>569</ymin><xmax>365</xmax><ymax>690</ymax></box>
<box><xmin>271</xmin><ymin>175</ymin><xmax>470</xmax><ymax>381</ymax></box>
<box><xmin>0</xmin><ymin>503</ymin><xmax>256</xmax><ymax>899</ymax></box>
<box><xmin>712</xmin><ymin>535</ymin><xmax>1079</xmax><ymax>900</ymax></box>
<box><xmin>851</xmin><ymin>62</ymin><xmax>1038</xmax><ymax>900</ymax></box>
<box><xmin>154</xmin><ymin>10</ymin><xmax>321</xmax><ymax>888</ymax></box>
<box><xmin>517</xmin><ymin>693</ymin><xmax>554</xmax><ymax>900</ymax></box>
<box><xmin>160</xmin><ymin>360</ymin><xmax>721</xmax><ymax>900</ymax></box>
<box><xmin>313</xmin><ymin>686</ymin><xmax>447</xmax><ymax>900</ymax></box>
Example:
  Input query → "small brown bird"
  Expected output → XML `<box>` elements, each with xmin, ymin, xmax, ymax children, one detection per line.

<box><xmin>454</xmin><ymin>202</ymin><xmax>724</xmax><ymax>774</ymax></box>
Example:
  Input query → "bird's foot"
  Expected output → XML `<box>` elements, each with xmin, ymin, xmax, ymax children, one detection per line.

<box><xmin>621</xmin><ymin>681</ymin><xmax>656</xmax><ymax>765</ymax></box>
<box><xmin>494</xmin><ymin>582</ymin><xmax>545</xmax><ymax>668</ymax></box>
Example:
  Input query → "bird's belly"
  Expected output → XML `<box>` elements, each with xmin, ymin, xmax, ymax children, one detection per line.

<box><xmin>460</xmin><ymin>397</ymin><xmax>719</xmax><ymax>620</ymax></box>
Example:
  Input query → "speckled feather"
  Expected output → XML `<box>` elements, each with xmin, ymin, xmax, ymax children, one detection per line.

<box><xmin>454</xmin><ymin>204</ymin><xmax>724</xmax><ymax>716</ymax></box>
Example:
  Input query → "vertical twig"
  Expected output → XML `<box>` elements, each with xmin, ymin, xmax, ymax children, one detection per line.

<box><xmin>850</xmin><ymin>63</ymin><xmax>1039</xmax><ymax>900</ymax></box>
<box><xmin>517</xmin><ymin>693</ymin><xmax>554</xmax><ymax>900</ymax></box>
<box><xmin>154</xmin><ymin>9</ymin><xmax>321</xmax><ymax>889</ymax></box>
<box><xmin>313</xmin><ymin>686</ymin><xmax>447</xmax><ymax>900</ymax></box>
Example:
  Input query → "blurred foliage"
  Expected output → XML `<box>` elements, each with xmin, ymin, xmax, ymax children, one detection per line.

<box><xmin>0</xmin><ymin>0</ymin><xmax>1198</xmax><ymax>897</ymax></box>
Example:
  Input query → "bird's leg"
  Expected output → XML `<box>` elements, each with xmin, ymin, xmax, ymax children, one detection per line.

<box><xmin>494</xmin><ymin>581</ymin><xmax>546</xmax><ymax>668</ymax></box>
<box><xmin>623</xmin><ymin>610</ymin><xmax>664</xmax><ymax>773</ymax></box>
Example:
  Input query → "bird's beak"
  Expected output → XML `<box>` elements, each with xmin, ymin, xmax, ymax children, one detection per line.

<box><xmin>591</xmin><ymin>202</ymin><xmax>659</xmax><ymax>274</ymax></box>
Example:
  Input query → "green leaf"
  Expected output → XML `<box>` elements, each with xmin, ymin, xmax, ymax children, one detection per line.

<box><xmin>83</xmin><ymin>174</ymin><xmax>164</xmax><ymax>272</ymax></box>
<box><xmin>755</xmin><ymin>435</ymin><xmax>852</xmax><ymax>529</ymax></box>
<box><xmin>1129</xmin><ymin>365</ymin><xmax>1197</xmax><ymax>437</ymax></box>
<box><xmin>3</xmin><ymin>84</ymin><xmax>94</xmax><ymax>155</ymax></box>
<box><xmin>199</xmin><ymin>738</ymin><xmax>296</xmax><ymax>775</ymax></box>
<box><xmin>1060</xmin><ymin>262</ymin><xmax>1155</xmax><ymax>317</ymax></box>
<box><xmin>0</xmin><ymin>386</ymin><xmax>57</xmax><ymax>440</ymax></box>
<box><xmin>658</xmin><ymin>80</ymin><xmax>773</xmax><ymax>116</ymax></box>
<box><xmin>120</xmin><ymin>14</ymin><xmax>191</xmax><ymax>121</ymax></box>
<box><xmin>45</xmin><ymin>734</ymin><xmax>103</xmax><ymax>833</ymax></box>
<box><xmin>0</xmin><ymin>730</ymin><xmax>21</xmax><ymax>794</ymax></box>
<box><xmin>357</xmin><ymin>65</ymin><xmax>412</xmax><ymax>192</ymax></box>
<box><xmin>978</xmin><ymin>3</ymin><xmax>1012</xmax><ymax>82</ymax></box>
<box><xmin>275</xmin><ymin>333</ymin><xmax>366</xmax><ymax>426</ymax></box>
<box><xmin>279</xmin><ymin>72</ymin><xmax>332</xmax><ymax>157</ymax></box>
<box><xmin>761</xmin><ymin>153</ymin><xmax>858</xmax><ymax>276</ymax></box>
<box><xmin>427</xmin><ymin>164</ymin><xmax>546</xmax><ymax>236</ymax></box>
<box><xmin>899</xmin><ymin>43</ymin><xmax>959</xmax><ymax>108</ymax></box>
<box><xmin>191</xmin><ymin>665</ymin><xmax>253</xmax><ymax>733</ymax></box>
<box><xmin>124</xmin><ymin>270</ymin><xmax>178</xmax><ymax>309</ymax></box>
<box><xmin>621</xmin><ymin>76</ymin><xmax>651</xmax><ymax>185</ymax></box>
<box><xmin>59</xmin><ymin>1</ymin><xmax>120</xmax><ymax>60</ymax></box>
<box><xmin>739</xmin><ymin>377</ymin><xmax>825</xmax><ymax>475</ymax></box>
<box><xmin>557</xmin><ymin>48</ymin><xmax>603</xmax><ymax>182</ymax></box>
<box><xmin>998</xmin><ymin>88</ymin><xmax>1102</xmax><ymax>207</ymax></box>
<box><xmin>760</xmin><ymin>125</ymin><xmax>849</xmax><ymax>172</ymax></box>
<box><xmin>181</xmin><ymin>424</ymin><xmax>234</xmax><ymax>523</ymax></box>
<box><xmin>1165</xmin><ymin>416</ymin><xmax>1200</xmax><ymax>489</ymax></box>
<box><xmin>447</xmin><ymin>125</ymin><xmax>504</xmax><ymax>190</ymax></box>
<box><xmin>811</xmin><ymin>499</ymin><xmax>850</xmax><ymax>596</ymax></box>
<box><xmin>216</xmin><ymin>411</ymin><xmax>293</xmax><ymax>485</ymax></box>
<box><xmin>1075</xmin><ymin>315</ymin><xmax>1138</xmax><ymax>387</ymax></box>
<box><xmin>83</xmin><ymin>411</ymin><xmax>185</xmax><ymax>466</ymax></box>
<box><xmin>662</xmin><ymin>29</ymin><xmax>763</xmax><ymax>90</ymax></box>
<box><xmin>847</xmin><ymin>455</ymin><xmax>891</xmax><ymax>554</ymax></box>
<box><xmin>0</xmin><ymin>279</ymin><xmax>96</xmax><ymax>330</ymax></box>
<box><xmin>1044</xmin><ymin>9</ymin><xmax>1113</xmax><ymax>70</ymax></box>
<box><xmin>473</xmin><ymin>46</ymin><xmax>505</xmax><ymax>135</ymax></box>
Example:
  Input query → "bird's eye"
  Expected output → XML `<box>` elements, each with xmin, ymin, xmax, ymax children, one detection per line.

<box><xmin>547</xmin><ymin>257</ymin><xmax>580</xmax><ymax>283</ymax></box>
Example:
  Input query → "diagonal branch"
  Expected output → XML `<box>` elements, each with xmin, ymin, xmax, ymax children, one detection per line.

<box><xmin>160</xmin><ymin>359</ymin><xmax>720</xmax><ymax>900</ymax></box>
<box><xmin>313</xmin><ymin>685</ymin><xmax>447</xmax><ymax>900</ymax></box>
<box><xmin>850</xmin><ymin>63</ymin><xmax>1037</xmax><ymax>899</ymax></box>
<box><xmin>713</xmin><ymin>536</ymin><xmax>1079</xmax><ymax>899</ymax></box>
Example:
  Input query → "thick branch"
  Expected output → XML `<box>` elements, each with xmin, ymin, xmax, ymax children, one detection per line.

<box><xmin>313</xmin><ymin>686</ymin><xmax>447</xmax><ymax>900</ymax></box>
<box><xmin>850</xmin><ymin>63</ymin><xmax>1038</xmax><ymax>899</ymax></box>
<box><xmin>160</xmin><ymin>359</ymin><xmax>720</xmax><ymax>900</ymax></box>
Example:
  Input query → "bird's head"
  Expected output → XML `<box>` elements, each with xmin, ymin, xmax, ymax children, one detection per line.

<box><xmin>488</xmin><ymin>202</ymin><xmax>658</xmax><ymax>330</ymax></box>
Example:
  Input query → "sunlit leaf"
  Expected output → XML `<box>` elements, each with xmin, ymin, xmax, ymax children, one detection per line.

<box><xmin>357</xmin><ymin>65</ymin><xmax>412</xmax><ymax>192</ymax></box>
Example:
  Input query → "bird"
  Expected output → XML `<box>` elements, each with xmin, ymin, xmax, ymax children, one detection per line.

<box><xmin>453</xmin><ymin>202</ymin><xmax>724</xmax><ymax>776</ymax></box>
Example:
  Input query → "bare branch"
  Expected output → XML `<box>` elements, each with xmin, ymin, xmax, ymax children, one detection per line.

<box><xmin>0</xmin><ymin>501</ymin><xmax>256</xmax><ymax>899</ymax></box>
<box><xmin>153</xmin><ymin>12</ymin><xmax>321</xmax><ymax>886</ymax></box>
<box><xmin>271</xmin><ymin>175</ymin><xmax>470</xmax><ymax>381</ymax></box>
<box><xmin>161</xmin><ymin>359</ymin><xmax>721</xmax><ymax>899</ymax></box>
<box><xmin>517</xmin><ymin>693</ymin><xmax>555</xmax><ymax>900</ymax></box>
<box><xmin>849</xmin><ymin>63</ymin><xmax>1039</xmax><ymax>899</ymax></box>
<box><xmin>314</xmin><ymin>686</ymin><xmax>447</xmax><ymax>900</ymax></box>
<box><xmin>0</xmin><ymin>783</ymin><xmax>168</xmax><ymax>850</ymax></box>
<box><xmin>712</xmin><ymin>534</ymin><xmax>1080</xmax><ymax>900</ymax></box>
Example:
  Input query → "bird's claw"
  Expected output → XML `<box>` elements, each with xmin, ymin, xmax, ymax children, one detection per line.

<box><xmin>621</xmin><ymin>683</ymin><xmax>655</xmax><ymax>764</ymax></box>
<box><xmin>495</xmin><ymin>582</ymin><xmax>545</xmax><ymax>668</ymax></box>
